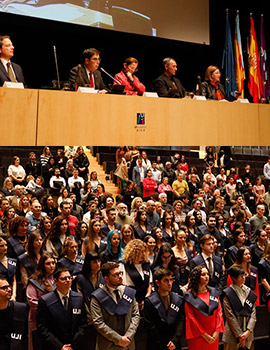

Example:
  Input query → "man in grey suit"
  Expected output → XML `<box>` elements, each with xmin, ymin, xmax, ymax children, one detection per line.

<box><xmin>132</xmin><ymin>158</ymin><xmax>146</xmax><ymax>197</ymax></box>
<box><xmin>91</xmin><ymin>262</ymin><xmax>140</xmax><ymax>350</ymax></box>
<box><xmin>69</xmin><ymin>48</ymin><xmax>107</xmax><ymax>92</ymax></box>
<box><xmin>0</xmin><ymin>35</ymin><xmax>25</xmax><ymax>87</ymax></box>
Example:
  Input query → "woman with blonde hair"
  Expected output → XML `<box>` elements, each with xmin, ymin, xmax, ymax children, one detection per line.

<box><xmin>201</xmin><ymin>65</ymin><xmax>227</xmax><ymax>100</ymax></box>
<box><xmin>81</xmin><ymin>219</ymin><xmax>106</xmax><ymax>256</ymax></box>
<box><xmin>0</xmin><ymin>176</ymin><xmax>15</xmax><ymax>196</ymax></box>
<box><xmin>120</xmin><ymin>224</ymin><xmax>135</xmax><ymax>248</ymax></box>
<box><xmin>58</xmin><ymin>236</ymin><xmax>84</xmax><ymax>276</ymax></box>
<box><xmin>121</xmin><ymin>239</ymin><xmax>152</xmax><ymax>309</ymax></box>
<box><xmin>16</xmin><ymin>195</ymin><xmax>31</xmax><ymax>216</ymax></box>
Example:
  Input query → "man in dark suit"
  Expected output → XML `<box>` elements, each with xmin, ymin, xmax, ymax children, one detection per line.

<box><xmin>36</xmin><ymin>268</ymin><xmax>87</xmax><ymax>350</ymax></box>
<box><xmin>155</xmin><ymin>57</ymin><xmax>186</xmax><ymax>98</ymax></box>
<box><xmin>0</xmin><ymin>35</ymin><xmax>25</xmax><ymax>87</ymax></box>
<box><xmin>189</xmin><ymin>234</ymin><xmax>225</xmax><ymax>294</ymax></box>
<box><xmin>69</xmin><ymin>48</ymin><xmax>107</xmax><ymax>92</ymax></box>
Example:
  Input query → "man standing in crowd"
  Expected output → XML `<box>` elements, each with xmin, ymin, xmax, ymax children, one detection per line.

<box><xmin>144</xmin><ymin>268</ymin><xmax>184</xmax><ymax>350</ymax></box>
<box><xmin>146</xmin><ymin>200</ymin><xmax>160</xmax><ymax>228</ymax></box>
<box><xmin>155</xmin><ymin>57</ymin><xmax>186</xmax><ymax>98</ymax></box>
<box><xmin>8</xmin><ymin>185</ymin><xmax>24</xmax><ymax>210</ymax></box>
<box><xmin>0</xmin><ymin>35</ymin><xmax>25</xmax><ymax>86</ymax></box>
<box><xmin>59</xmin><ymin>200</ymin><xmax>79</xmax><ymax>236</ymax></box>
<box><xmin>197</xmin><ymin>214</ymin><xmax>224</xmax><ymax>252</ymax></box>
<box><xmin>0</xmin><ymin>276</ymin><xmax>28</xmax><ymax>350</ymax></box>
<box><xmin>158</xmin><ymin>193</ymin><xmax>173</xmax><ymax>210</ymax></box>
<box><xmin>132</xmin><ymin>157</ymin><xmax>146</xmax><ymax>197</ymax></box>
<box><xmin>90</xmin><ymin>262</ymin><xmax>140</xmax><ymax>350</ymax></box>
<box><xmin>50</xmin><ymin>168</ymin><xmax>66</xmax><ymax>196</ymax></box>
<box><xmin>189</xmin><ymin>234</ymin><xmax>224</xmax><ymax>294</ymax></box>
<box><xmin>188</xmin><ymin>198</ymin><xmax>207</xmax><ymax>224</ymax></box>
<box><xmin>69</xmin><ymin>48</ymin><xmax>107</xmax><ymax>92</ymax></box>
<box><xmin>37</xmin><ymin>268</ymin><xmax>87</xmax><ymax>350</ymax></box>
<box><xmin>26</xmin><ymin>201</ymin><xmax>46</xmax><ymax>232</ymax></box>
<box><xmin>101</xmin><ymin>208</ymin><xmax>122</xmax><ymax>236</ymax></box>
<box><xmin>115</xmin><ymin>203</ymin><xmax>133</xmax><ymax>226</ymax></box>
<box><xmin>249</xmin><ymin>204</ymin><xmax>268</xmax><ymax>243</ymax></box>
<box><xmin>263</xmin><ymin>156</ymin><xmax>270</xmax><ymax>190</ymax></box>
<box><xmin>150</xmin><ymin>161</ymin><xmax>162</xmax><ymax>185</ymax></box>
<box><xmin>25</xmin><ymin>152</ymin><xmax>41</xmax><ymax>178</ymax></box>
<box><xmin>172</xmin><ymin>173</ymin><xmax>189</xmax><ymax>198</ymax></box>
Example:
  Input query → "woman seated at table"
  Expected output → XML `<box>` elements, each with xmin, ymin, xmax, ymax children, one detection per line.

<box><xmin>114</xmin><ymin>57</ymin><xmax>146</xmax><ymax>96</ymax></box>
<box><xmin>201</xmin><ymin>65</ymin><xmax>227</xmax><ymax>100</ymax></box>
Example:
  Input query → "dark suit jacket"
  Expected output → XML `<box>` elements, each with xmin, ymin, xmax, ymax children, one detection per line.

<box><xmin>68</xmin><ymin>64</ymin><xmax>106</xmax><ymax>90</ymax></box>
<box><xmin>155</xmin><ymin>73</ymin><xmax>185</xmax><ymax>98</ymax></box>
<box><xmin>36</xmin><ymin>290</ymin><xmax>87</xmax><ymax>350</ymax></box>
<box><xmin>0</xmin><ymin>60</ymin><xmax>25</xmax><ymax>87</ymax></box>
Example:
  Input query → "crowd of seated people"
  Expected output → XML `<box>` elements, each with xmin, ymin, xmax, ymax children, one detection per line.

<box><xmin>0</xmin><ymin>145</ymin><xmax>270</xmax><ymax>350</ymax></box>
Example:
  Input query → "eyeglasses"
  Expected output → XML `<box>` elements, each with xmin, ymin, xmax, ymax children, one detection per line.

<box><xmin>59</xmin><ymin>276</ymin><xmax>73</xmax><ymax>281</ymax></box>
<box><xmin>0</xmin><ymin>285</ymin><xmax>12</xmax><ymax>291</ymax></box>
<box><xmin>110</xmin><ymin>271</ymin><xmax>123</xmax><ymax>278</ymax></box>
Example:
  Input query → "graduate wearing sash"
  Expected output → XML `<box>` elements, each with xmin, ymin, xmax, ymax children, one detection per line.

<box><xmin>120</xmin><ymin>239</ymin><xmax>152</xmax><ymax>310</ymax></box>
<box><xmin>184</xmin><ymin>266</ymin><xmax>224</xmax><ymax>350</ymax></box>
<box><xmin>0</xmin><ymin>276</ymin><xmax>28</xmax><ymax>350</ymax></box>
<box><xmin>144</xmin><ymin>268</ymin><xmax>184</xmax><ymax>350</ymax></box>
<box><xmin>189</xmin><ymin>234</ymin><xmax>225</xmax><ymax>295</ymax></box>
<box><xmin>223</xmin><ymin>266</ymin><xmax>257</xmax><ymax>350</ymax></box>
<box><xmin>26</xmin><ymin>253</ymin><xmax>56</xmax><ymax>350</ymax></box>
<box><xmin>90</xmin><ymin>262</ymin><xmax>140</xmax><ymax>350</ymax></box>
<box><xmin>226</xmin><ymin>247</ymin><xmax>260</xmax><ymax>305</ymax></box>
<box><xmin>36</xmin><ymin>267</ymin><xmax>87</xmax><ymax>350</ymax></box>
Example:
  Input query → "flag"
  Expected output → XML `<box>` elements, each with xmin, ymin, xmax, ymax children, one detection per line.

<box><xmin>234</xmin><ymin>12</ymin><xmax>245</xmax><ymax>98</ymax></box>
<box><xmin>260</xmin><ymin>14</ymin><xmax>270</xmax><ymax>100</ymax></box>
<box><xmin>248</xmin><ymin>15</ymin><xmax>263</xmax><ymax>103</ymax></box>
<box><xmin>222</xmin><ymin>10</ymin><xmax>237</xmax><ymax>101</ymax></box>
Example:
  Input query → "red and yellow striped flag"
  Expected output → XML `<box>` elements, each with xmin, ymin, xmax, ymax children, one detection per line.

<box><xmin>248</xmin><ymin>16</ymin><xmax>263</xmax><ymax>103</ymax></box>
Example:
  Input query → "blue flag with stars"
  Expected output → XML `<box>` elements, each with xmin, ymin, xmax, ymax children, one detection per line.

<box><xmin>222</xmin><ymin>10</ymin><xmax>237</xmax><ymax>101</ymax></box>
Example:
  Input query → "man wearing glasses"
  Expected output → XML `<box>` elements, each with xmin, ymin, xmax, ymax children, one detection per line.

<box><xmin>68</xmin><ymin>48</ymin><xmax>107</xmax><ymax>92</ymax></box>
<box><xmin>0</xmin><ymin>276</ymin><xmax>28</xmax><ymax>350</ymax></box>
<box><xmin>36</xmin><ymin>268</ymin><xmax>87</xmax><ymax>350</ymax></box>
<box><xmin>91</xmin><ymin>262</ymin><xmax>140</xmax><ymax>350</ymax></box>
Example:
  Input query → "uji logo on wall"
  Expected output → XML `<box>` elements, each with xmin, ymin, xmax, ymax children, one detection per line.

<box><xmin>135</xmin><ymin>113</ymin><xmax>146</xmax><ymax>132</ymax></box>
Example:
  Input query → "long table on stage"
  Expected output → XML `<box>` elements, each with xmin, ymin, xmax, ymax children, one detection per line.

<box><xmin>1</xmin><ymin>87</ymin><xmax>270</xmax><ymax>146</ymax></box>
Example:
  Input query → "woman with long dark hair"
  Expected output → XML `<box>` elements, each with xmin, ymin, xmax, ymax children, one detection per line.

<box><xmin>0</xmin><ymin>237</ymin><xmax>17</xmax><ymax>300</ymax></box>
<box><xmin>41</xmin><ymin>194</ymin><xmax>58</xmax><ymax>219</ymax></box>
<box><xmin>184</xmin><ymin>266</ymin><xmax>224</xmax><ymax>350</ymax></box>
<box><xmin>44</xmin><ymin>217</ymin><xmax>70</xmax><ymax>259</ymax></box>
<box><xmin>134</xmin><ymin>209</ymin><xmax>152</xmax><ymax>240</ymax></box>
<box><xmin>39</xmin><ymin>215</ymin><xmax>52</xmax><ymax>239</ymax></box>
<box><xmin>26</xmin><ymin>252</ymin><xmax>56</xmax><ymax>350</ymax></box>
<box><xmin>154</xmin><ymin>245</ymin><xmax>181</xmax><ymax>294</ymax></box>
<box><xmin>227</xmin><ymin>247</ymin><xmax>260</xmax><ymax>305</ymax></box>
<box><xmin>18</xmin><ymin>231</ymin><xmax>43</xmax><ymax>288</ymax></box>
<box><xmin>161</xmin><ymin>211</ymin><xmax>176</xmax><ymax>246</ymax></box>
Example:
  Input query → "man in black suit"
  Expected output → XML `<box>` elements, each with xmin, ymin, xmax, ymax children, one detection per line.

<box><xmin>69</xmin><ymin>48</ymin><xmax>107</xmax><ymax>92</ymax></box>
<box><xmin>0</xmin><ymin>35</ymin><xmax>25</xmax><ymax>87</ymax></box>
<box><xmin>36</xmin><ymin>268</ymin><xmax>87</xmax><ymax>350</ymax></box>
<box><xmin>155</xmin><ymin>57</ymin><xmax>186</xmax><ymax>98</ymax></box>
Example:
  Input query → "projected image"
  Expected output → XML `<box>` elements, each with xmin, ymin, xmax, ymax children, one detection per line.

<box><xmin>0</xmin><ymin>0</ymin><xmax>209</xmax><ymax>44</ymax></box>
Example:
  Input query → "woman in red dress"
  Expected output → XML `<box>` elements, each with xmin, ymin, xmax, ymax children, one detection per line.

<box><xmin>184</xmin><ymin>266</ymin><xmax>224</xmax><ymax>350</ymax></box>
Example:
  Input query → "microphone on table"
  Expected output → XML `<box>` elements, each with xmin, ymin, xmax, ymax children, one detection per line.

<box><xmin>195</xmin><ymin>75</ymin><xmax>202</xmax><ymax>95</ymax></box>
<box><xmin>100</xmin><ymin>67</ymin><xmax>121</xmax><ymax>84</ymax></box>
